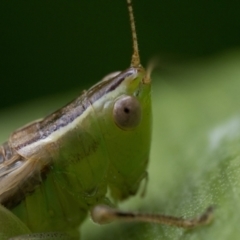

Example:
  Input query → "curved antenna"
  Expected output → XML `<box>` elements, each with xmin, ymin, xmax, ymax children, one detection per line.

<box><xmin>127</xmin><ymin>0</ymin><xmax>141</xmax><ymax>67</ymax></box>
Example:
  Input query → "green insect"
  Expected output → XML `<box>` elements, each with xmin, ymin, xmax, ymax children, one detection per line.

<box><xmin>0</xmin><ymin>0</ymin><xmax>213</xmax><ymax>239</ymax></box>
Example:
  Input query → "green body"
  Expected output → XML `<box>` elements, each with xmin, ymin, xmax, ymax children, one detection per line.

<box><xmin>0</xmin><ymin>67</ymin><xmax>152</xmax><ymax>239</ymax></box>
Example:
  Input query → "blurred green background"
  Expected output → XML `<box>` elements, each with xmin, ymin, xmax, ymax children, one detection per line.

<box><xmin>1</xmin><ymin>0</ymin><xmax>240</xmax><ymax>109</ymax></box>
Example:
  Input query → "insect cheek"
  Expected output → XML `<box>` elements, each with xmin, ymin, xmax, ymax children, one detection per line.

<box><xmin>113</xmin><ymin>95</ymin><xmax>142</xmax><ymax>130</ymax></box>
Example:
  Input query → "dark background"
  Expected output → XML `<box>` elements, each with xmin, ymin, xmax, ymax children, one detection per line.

<box><xmin>1</xmin><ymin>0</ymin><xmax>240</xmax><ymax>110</ymax></box>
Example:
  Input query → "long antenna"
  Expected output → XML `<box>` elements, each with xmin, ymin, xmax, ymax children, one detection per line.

<box><xmin>127</xmin><ymin>0</ymin><xmax>141</xmax><ymax>67</ymax></box>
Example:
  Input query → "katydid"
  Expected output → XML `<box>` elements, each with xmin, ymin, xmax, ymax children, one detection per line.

<box><xmin>0</xmin><ymin>0</ymin><xmax>213</xmax><ymax>239</ymax></box>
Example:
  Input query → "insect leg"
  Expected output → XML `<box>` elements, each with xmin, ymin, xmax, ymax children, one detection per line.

<box><xmin>0</xmin><ymin>204</ymin><xmax>30</xmax><ymax>239</ymax></box>
<box><xmin>91</xmin><ymin>205</ymin><xmax>214</xmax><ymax>228</ymax></box>
<box><xmin>9</xmin><ymin>232</ymin><xmax>73</xmax><ymax>240</ymax></box>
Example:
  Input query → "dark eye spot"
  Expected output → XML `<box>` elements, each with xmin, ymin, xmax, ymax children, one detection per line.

<box><xmin>113</xmin><ymin>96</ymin><xmax>142</xmax><ymax>130</ymax></box>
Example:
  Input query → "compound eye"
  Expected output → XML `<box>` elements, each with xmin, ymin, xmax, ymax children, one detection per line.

<box><xmin>113</xmin><ymin>96</ymin><xmax>142</xmax><ymax>130</ymax></box>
